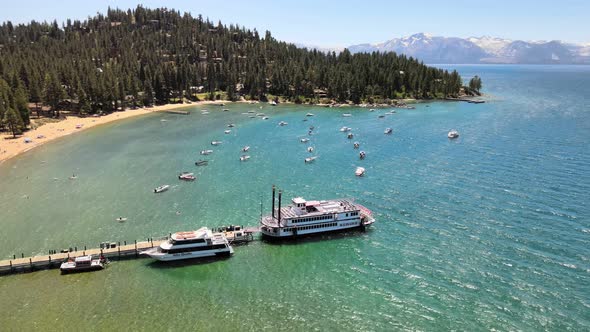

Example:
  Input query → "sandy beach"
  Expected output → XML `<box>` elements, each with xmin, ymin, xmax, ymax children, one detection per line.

<box><xmin>0</xmin><ymin>101</ymin><xmax>227</xmax><ymax>164</ymax></box>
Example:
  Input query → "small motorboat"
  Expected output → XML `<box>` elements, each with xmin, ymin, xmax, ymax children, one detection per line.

<box><xmin>249</xmin><ymin>115</ymin><xmax>256</xmax><ymax>118</ymax></box>
<box><xmin>339</xmin><ymin>126</ymin><xmax>351</xmax><ymax>132</ymax></box>
<box><xmin>60</xmin><ymin>255</ymin><xmax>107</xmax><ymax>274</ymax></box>
<box><xmin>347</xmin><ymin>133</ymin><xmax>354</xmax><ymax>139</ymax></box>
<box><xmin>387</xmin><ymin>110</ymin><xmax>397</xmax><ymax>114</ymax></box>
<box><xmin>116</xmin><ymin>217</ymin><xmax>127</xmax><ymax>222</ymax></box>
<box><xmin>242</xmin><ymin>146</ymin><xmax>250</xmax><ymax>152</ymax></box>
<box><xmin>179</xmin><ymin>172</ymin><xmax>196</xmax><ymax>181</ymax></box>
<box><xmin>305</xmin><ymin>156</ymin><xmax>318</xmax><ymax>163</ymax></box>
<box><xmin>240</xmin><ymin>155</ymin><xmax>251</xmax><ymax>161</ymax></box>
<box><xmin>342</xmin><ymin>113</ymin><xmax>352</xmax><ymax>117</ymax></box>
<box><xmin>69</xmin><ymin>174</ymin><xmax>78</xmax><ymax>180</ymax></box>
<box><xmin>201</xmin><ymin>110</ymin><xmax>209</xmax><ymax>115</ymax></box>
<box><xmin>224</xmin><ymin>130</ymin><xmax>231</xmax><ymax>134</ymax></box>
<box><xmin>195</xmin><ymin>160</ymin><xmax>208</xmax><ymax>166</ymax></box>
<box><xmin>369</xmin><ymin>109</ymin><xmax>375</xmax><ymax>112</ymax></box>
<box><xmin>384</xmin><ymin>128</ymin><xmax>393</xmax><ymax>134</ymax></box>
<box><xmin>300</xmin><ymin>138</ymin><xmax>310</xmax><ymax>143</ymax></box>
<box><xmin>378</xmin><ymin>115</ymin><xmax>385</xmax><ymax>118</ymax></box>
<box><xmin>353</xmin><ymin>142</ymin><xmax>360</xmax><ymax>149</ymax></box>
<box><xmin>227</xmin><ymin>123</ymin><xmax>235</xmax><ymax>128</ymax></box>
<box><xmin>200</xmin><ymin>150</ymin><xmax>213</xmax><ymax>155</ymax></box>
<box><xmin>309</xmin><ymin>126</ymin><xmax>315</xmax><ymax>131</ymax></box>
<box><xmin>270</xmin><ymin>100</ymin><xmax>277</xmax><ymax>106</ymax></box>
<box><xmin>448</xmin><ymin>130</ymin><xmax>460</xmax><ymax>139</ymax></box>
<box><xmin>306</xmin><ymin>113</ymin><xmax>314</xmax><ymax>117</ymax></box>
<box><xmin>211</xmin><ymin>141</ymin><xmax>222</xmax><ymax>146</ymax></box>
<box><xmin>223</xmin><ymin>109</ymin><xmax>230</xmax><ymax>112</ymax></box>
<box><xmin>262</xmin><ymin>116</ymin><xmax>269</xmax><ymax>120</ymax></box>
<box><xmin>355</xmin><ymin>167</ymin><xmax>366</xmax><ymax>177</ymax></box>
<box><xmin>279</xmin><ymin>121</ymin><xmax>288</xmax><ymax>126</ymax></box>
<box><xmin>307</xmin><ymin>146</ymin><xmax>314</xmax><ymax>153</ymax></box>
<box><xmin>256</xmin><ymin>113</ymin><xmax>265</xmax><ymax>117</ymax></box>
<box><xmin>359</xmin><ymin>151</ymin><xmax>366</xmax><ymax>160</ymax></box>
<box><xmin>160</xmin><ymin>119</ymin><xmax>168</xmax><ymax>122</ymax></box>
<box><xmin>247</xmin><ymin>110</ymin><xmax>255</xmax><ymax>113</ymax></box>
<box><xmin>154</xmin><ymin>185</ymin><xmax>170</xmax><ymax>193</ymax></box>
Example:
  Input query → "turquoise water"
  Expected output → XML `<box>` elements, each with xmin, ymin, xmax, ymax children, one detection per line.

<box><xmin>1</xmin><ymin>65</ymin><xmax>589</xmax><ymax>330</ymax></box>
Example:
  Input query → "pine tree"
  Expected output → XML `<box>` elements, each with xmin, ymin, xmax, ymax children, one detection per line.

<box><xmin>3</xmin><ymin>106</ymin><xmax>24</xmax><ymax>138</ymax></box>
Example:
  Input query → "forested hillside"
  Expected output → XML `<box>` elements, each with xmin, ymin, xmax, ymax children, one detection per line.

<box><xmin>0</xmin><ymin>6</ymin><xmax>463</xmax><ymax>132</ymax></box>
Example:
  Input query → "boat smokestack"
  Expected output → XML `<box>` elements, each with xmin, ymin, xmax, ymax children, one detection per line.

<box><xmin>277</xmin><ymin>190</ymin><xmax>282</xmax><ymax>227</ymax></box>
<box><xmin>271</xmin><ymin>185</ymin><xmax>276</xmax><ymax>218</ymax></box>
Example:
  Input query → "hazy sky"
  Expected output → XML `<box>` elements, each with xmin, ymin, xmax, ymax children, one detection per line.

<box><xmin>1</xmin><ymin>0</ymin><xmax>588</xmax><ymax>46</ymax></box>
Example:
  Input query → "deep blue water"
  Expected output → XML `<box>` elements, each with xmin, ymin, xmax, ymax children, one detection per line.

<box><xmin>0</xmin><ymin>65</ymin><xmax>589</xmax><ymax>330</ymax></box>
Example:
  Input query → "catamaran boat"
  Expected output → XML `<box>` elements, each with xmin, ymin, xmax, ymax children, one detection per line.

<box><xmin>224</xmin><ymin>130</ymin><xmax>231</xmax><ymax>134</ymax></box>
<box><xmin>200</xmin><ymin>150</ymin><xmax>213</xmax><ymax>155</ymax></box>
<box><xmin>60</xmin><ymin>255</ymin><xmax>107</xmax><ymax>274</ymax></box>
<box><xmin>240</xmin><ymin>155</ymin><xmax>251</xmax><ymax>161</ymax></box>
<box><xmin>384</xmin><ymin>128</ymin><xmax>393</xmax><ymax>134</ymax></box>
<box><xmin>304</xmin><ymin>156</ymin><xmax>318</xmax><ymax>163</ymax></box>
<box><xmin>141</xmin><ymin>227</ymin><xmax>234</xmax><ymax>261</ymax></box>
<box><xmin>179</xmin><ymin>172</ymin><xmax>196</xmax><ymax>181</ymax></box>
<box><xmin>195</xmin><ymin>160</ymin><xmax>208</xmax><ymax>166</ymax></box>
<box><xmin>242</xmin><ymin>146</ymin><xmax>250</xmax><ymax>152</ymax></box>
<box><xmin>300</xmin><ymin>138</ymin><xmax>310</xmax><ymax>143</ymax></box>
<box><xmin>448</xmin><ymin>130</ymin><xmax>459</xmax><ymax>139</ymax></box>
<box><xmin>260</xmin><ymin>187</ymin><xmax>375</xmax><ymax>238</ymax></box>
<box><xmin>307</xmin><ymin>146</ymin><xmax>314</xmax><ymax>153</ymax></box>
<box><xmin>279</xmin><ymin>121</ymin><xmax>288</xmax><ymax>126</ymax></box>
<box><xmin>347</xmin><ymin>133</ymin><xmax>354</xmax><ymax>139</ymax></box>
<box><xmin>359</xmin><ymin>151</ymin><xmax>366</xmax><ymax>160</ymax></box>
<box><xmin>154</xmin><ymin>185</ymin><xmax>170</xmax><ymax>193</ymax></box>
<box><xmin>355</xmin><ymin>167</ymin><xmax>366</xmax><ymax>177</ymax></box>
<box><xmin>211</xmin><ymin>141</ymin><xmax>223</xmax><ymax>146</ymax></box>
<box><xmin>353</xmin><ymin>142</ymin><xmax>360</xmax><ymax>149</ymax></box>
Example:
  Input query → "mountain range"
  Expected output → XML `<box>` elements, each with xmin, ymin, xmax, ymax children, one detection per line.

<box><xmin>341</xmin><ymin>33</ymin><xmax>590</xmax><ymax>64</ymax></box>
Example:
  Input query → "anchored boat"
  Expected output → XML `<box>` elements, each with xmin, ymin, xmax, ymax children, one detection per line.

<box><xmin>60</xmin><ymin>255</ymin><xmax>107</xmax><ymax>274</ymax></box>
<box><xmin>260</xmin><ymin>187</ymin><xmax>375</xmax><ymax>238</ymax></box>
<box><xmin>141</xmin><ymin>227</ymin><xmax>233</xmax><ymax>261</ymax></box>
<box><xmin>154</xmin><ymin>185</ymin><xmax>170</xmax><ymax>193</ymax></box>
<box><xmin>448</xmin><ymin>130</ymin><xmax>459</xmax><ymax>139</ymax></box>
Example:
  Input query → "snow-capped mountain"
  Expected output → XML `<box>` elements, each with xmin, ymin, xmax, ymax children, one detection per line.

<box><xmin>346</xmin><ymin>33</ymin><xmax>590</xmax><ymax>64</ymax></box>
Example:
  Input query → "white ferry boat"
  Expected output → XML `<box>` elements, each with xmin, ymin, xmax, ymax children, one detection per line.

<box><xmin>260</xmin><ymin>187</ymin><xmax>375</xmax><ymax>238</ymax></box>
<box><xmin>141</xmin><ymin>227</ymin><xmax>233</xmax><ymax>261</ymax></box>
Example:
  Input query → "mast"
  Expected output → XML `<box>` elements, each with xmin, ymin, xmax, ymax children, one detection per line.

<box><xmin>277</xmin><ymin>190</ymin><xmax>282</xmax><ymax>228</ymax></box>
<box><xmin>271</xmin><ymin>185</ymin><xmax>276</xmax><ymax>219</ymax></box>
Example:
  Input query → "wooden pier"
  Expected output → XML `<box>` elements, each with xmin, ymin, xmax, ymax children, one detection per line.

<box><xmin>0</xmin><ymin>227</ymin><xmax>260</xmax><ymax>276</ymax></box>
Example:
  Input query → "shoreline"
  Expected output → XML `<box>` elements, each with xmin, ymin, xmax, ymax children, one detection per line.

<box><xmin>0</xmin><ymin>95</ymin><xmax>479</xmax><ymax>165</ymax></box>
<box><xmin>0</xmin><ymin>101</ymin><xmax>226</xmax><ymax>164</ymax></box>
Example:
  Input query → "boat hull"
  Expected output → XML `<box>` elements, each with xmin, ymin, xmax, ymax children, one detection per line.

<box><xmin>60</xmin><ymin>264</ymin><xmax>104</xmax><ymax>274</ymax></box>
<box><xmin>143</xmin><ymin>247</ymin><xmax>233</xmax><ymax>261</ymax></box>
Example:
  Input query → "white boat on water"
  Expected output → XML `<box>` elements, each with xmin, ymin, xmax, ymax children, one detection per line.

<box><xmin>256</xmin><ymin>113</ymin><xmax>265</xmax><ymax>117</ymax></box>
<box><xmin>262</xmin><ymin>116</ymin><xmax>269</xmax><ymax>120</ymax></box>
<box><xmin>211</xmin><ymin>141</ymin><xmax>223</xmax><ymax>146</ymax></box>
<box><xmin>304</xmin><ymin>156</ymin><xmax>318</xmax><ymax>163</ymax></box>
<box><xmin>342</xmin><ymin>113</ymin><xmax>352</xmax><ymax>117</ymax></box>
<box><xmin>347</xmin><ymin>133</ymin><xmax>354</xmax><ymax>139</ymax></box>
<box><xmin>154</xmin><ymin>185</ymin><xmax>170</xmax><ymax>193</ymax></box>
<box><xmin>260</xmin><ymin>187</ymin><xmax>375</xmax><ymax>238</ymax></box>
<box><xmin>300</xmin><ymin>138</ymin><xmax>310</xmax><ymax>143</ymax></box>
<box><xmin>353</xmin><ymin>142</ymin><xmax>360</xmax><ymax>149</ymax></box>
<box><xmin>448</xmin><ymin>130</ymin><xmax>459</xmax><ymax>139</ymax></box>
<box><xmin>339</xmin><ymin>126</ymin><xmax>351</xmax><ymax>132</ymax></box>
<box><xmin>240</xmin><ymin>155</ymin><xmax>251</xmax><ymax>161</ymax></box>
<box><xmin>279</xmin><ymin>121</ymin><xmax>288</xmax><ymax>126</ymax></box>
<box><xmin>179</xmin><ymin>172</ymin><xmax>196</xmax><ymax>181</ymax></box>
<box><xmin>307</xmin><ymin>146</ymin><xmax>314</xmax><ymax>153</ymax></box>
<box><xmin>116</xmin><ymin>217</ymin><xmax>127</xmax><ymax>222</ymax></box>
<box><xmin>60</xmin><ymin>255</ymin><xmax>107</xmax><ymax>274</ymax></box>
<box><xmin>269</xmin><ymin>100</ymin><xmax>277</xmax><ymax>106</ymax></box>
<box><xmin>228</xmin><ymin>123</ymin><xmax>235</xmax><ymax>127</ymax></box>
<box><xmin>306</xmin><ymin>113</ymin><xmax>314</xmax><ymax>117</ymax></box>
<box><xmin>359</xmin><ymin>151</ymin><xmax>366</xmax><ymax>159</ymax></box>
<box><xmin>242</xmin><ymin>146</ymin><xmax>250</xmax><ymax>152</ymax></box>
<box><xmin>224</xmin><ymin>130</ymin><xmax>231</xmax><ymax>134</ymax></box>
<box><xmin>200</xmin><ymin>150</ymin><xmax>213</xmax><ymax>155</ymax></box>
<box><xmin>355</xmin><ymin>167</ymin><xmax>366</xmax><ymax>177</ymax></box>
<box><xmin>384</xmin><ymin>128</ymin><xmax>393</xmax><ymax>134</ymax></box>
<box><xmin>141</xmin><ymin>227</ymin><xmax>234</xmax><ymax>261</ymax></box>
<box><xmin>369</xmin><ymin>109</ymin><xmax>375</xmax><ymax>112</ymax></box>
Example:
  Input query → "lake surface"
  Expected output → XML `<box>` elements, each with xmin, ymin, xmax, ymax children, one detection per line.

<box><xmin>0</xmin><ymin>65</ymin><xmax>589</xmax><ymax>330</ymax></box>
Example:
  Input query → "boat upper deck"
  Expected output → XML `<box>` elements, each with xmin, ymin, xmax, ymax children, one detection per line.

<box><xmin>262</xmin><ymin>198</ymin><xmax>359</xmax><ymax>227</ymax></box>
